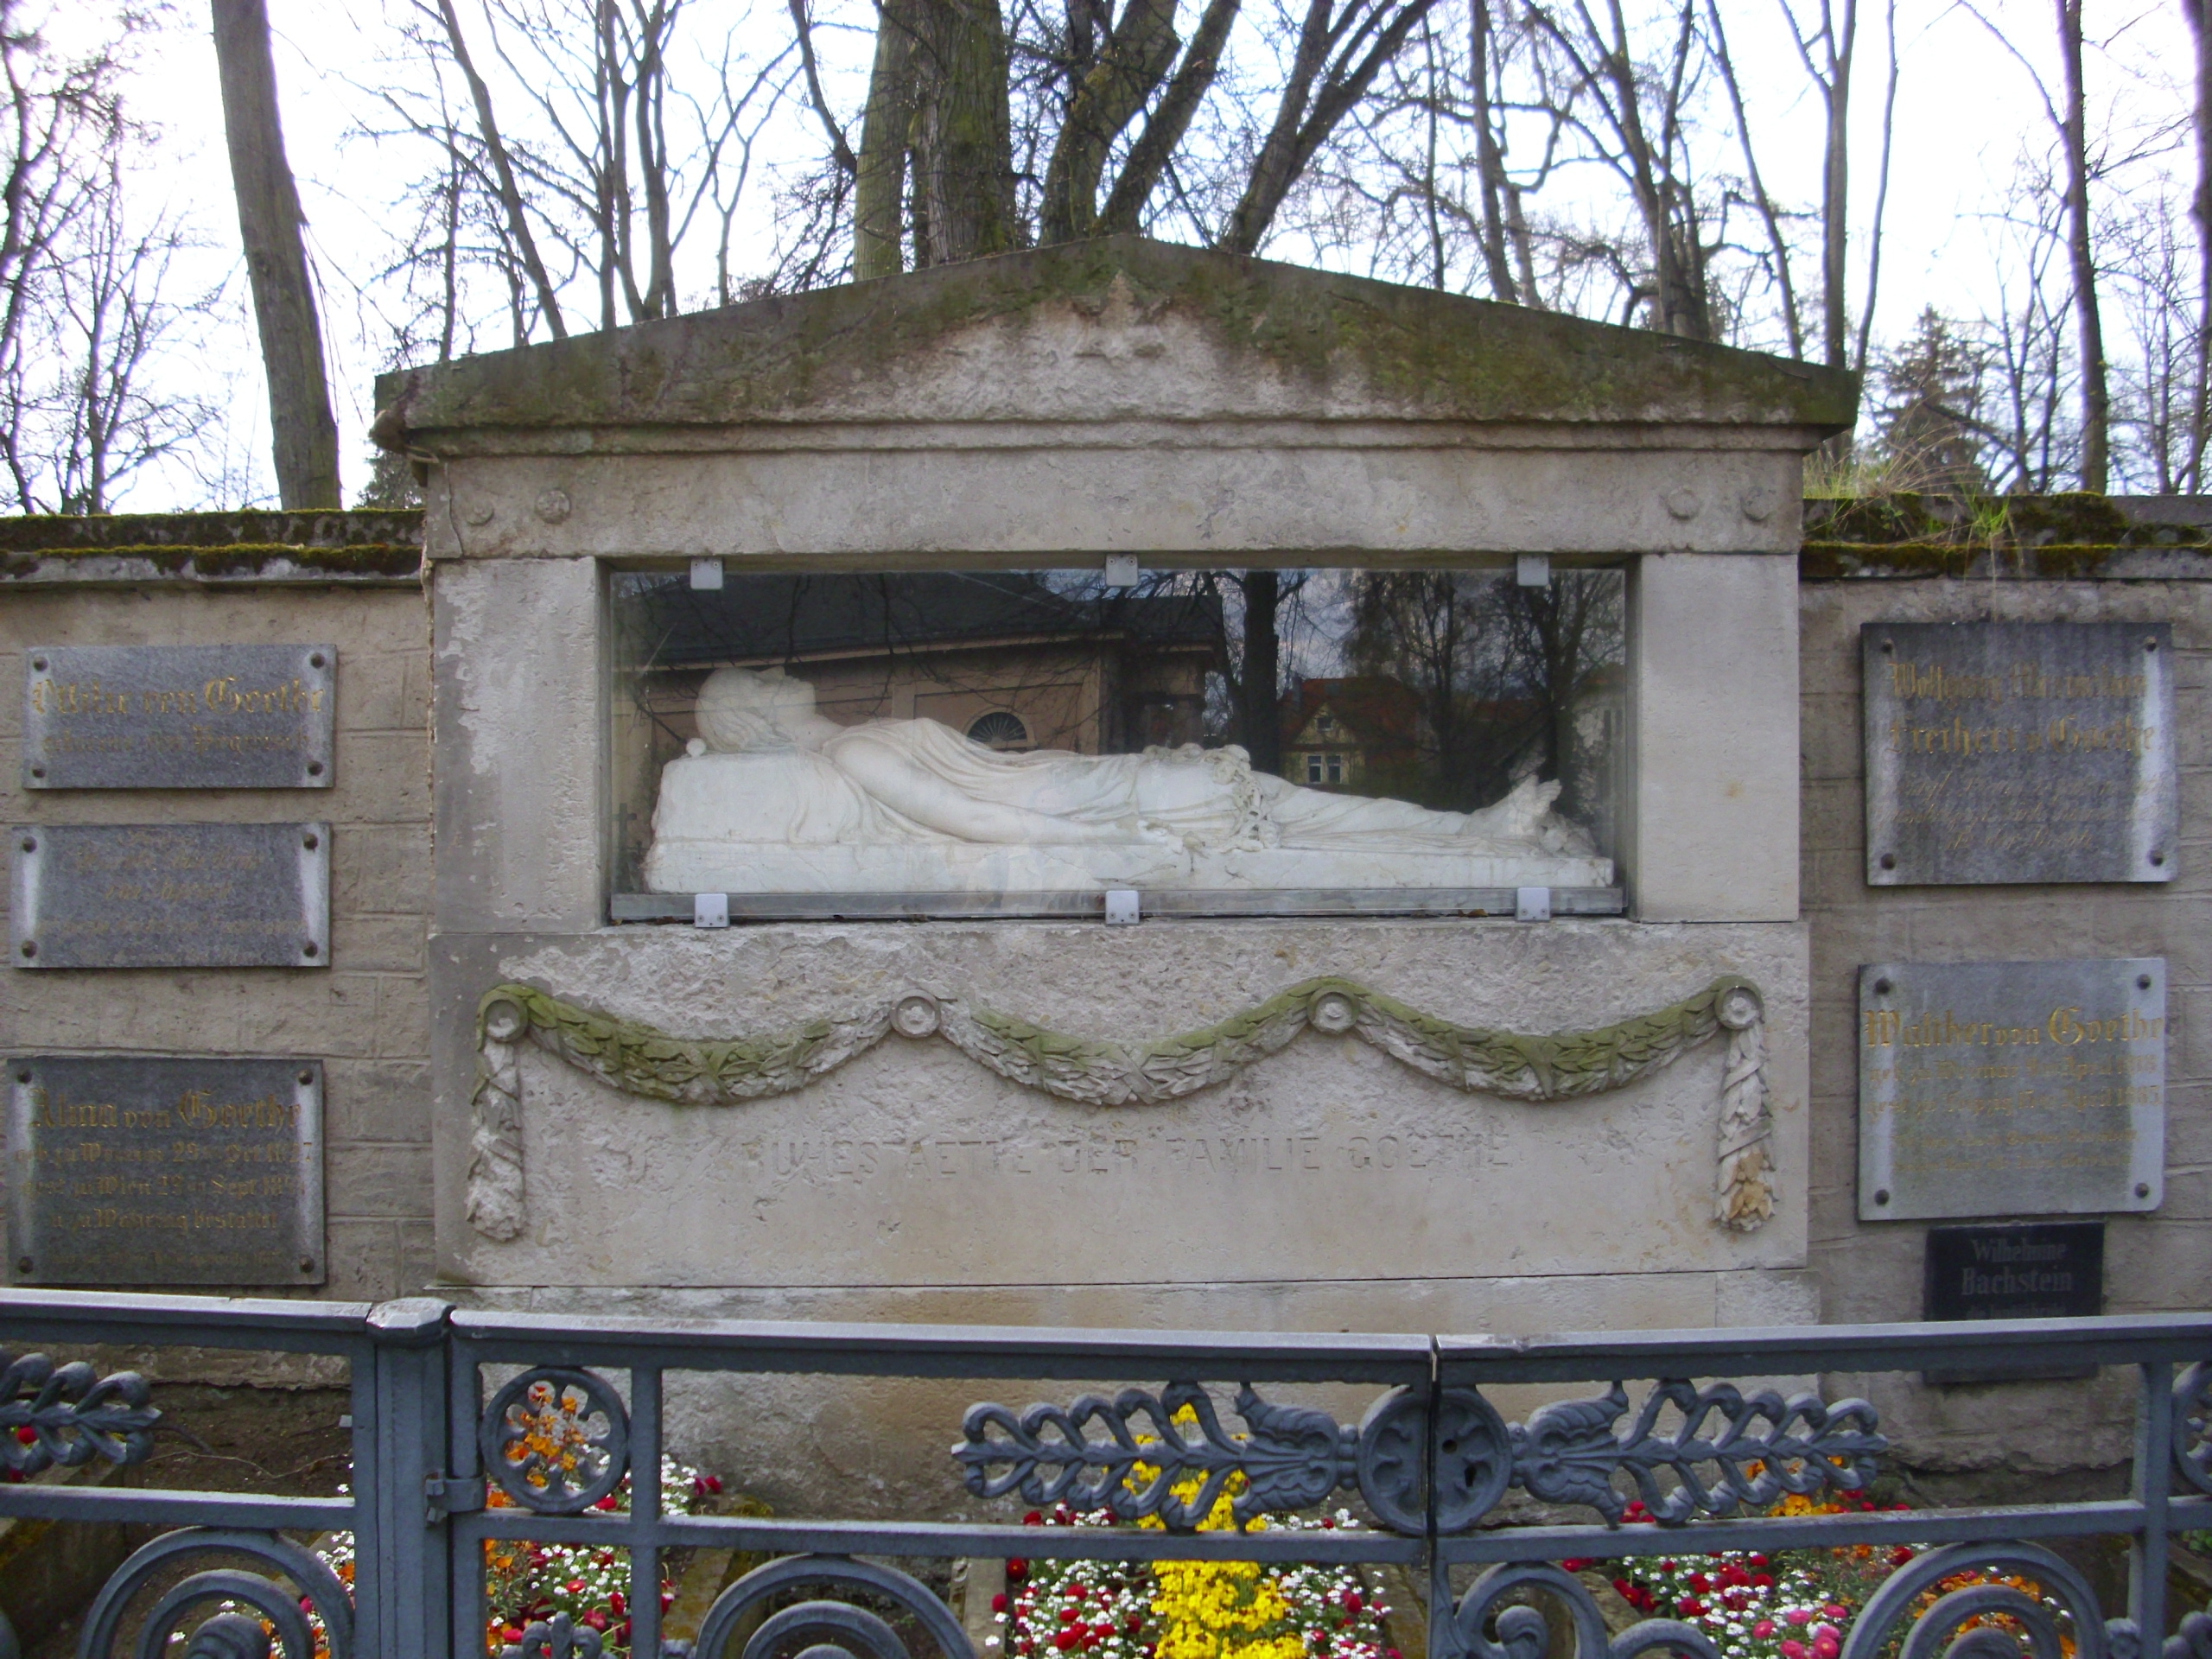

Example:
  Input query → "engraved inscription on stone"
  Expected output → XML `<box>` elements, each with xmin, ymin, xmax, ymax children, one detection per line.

<box><xmin>1859</xmin><ymin>958</ymin><xmax>2164</xmax><ymax>1221</ymax></box>
<box><xmin>24</xmin><ymin>645</ymin><xmax>335</xmax><ymax>790</ymax></box>
<box><xmin>6</xmin><ymin>1057</ymin><xmax>324</xmax><ymax>1286</ymax></box>
<box><xmin>10</xmin><ymin>823</ymin><xmax>330</xmax><ymax>969</ymax></box>
<box><xmin>1863</xmin><ymin>621</ymin><xmax>2175</xmax><ymax>884</ymax></box>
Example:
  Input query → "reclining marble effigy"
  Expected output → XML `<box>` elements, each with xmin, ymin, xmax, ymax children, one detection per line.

<box><xmin>642</xmin><ymin>667</ymin><xmax>1614</xmax><ymax>893</ymax></box>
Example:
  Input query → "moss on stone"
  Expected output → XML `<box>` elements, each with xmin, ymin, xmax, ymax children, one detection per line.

<box><xmin>1</xmin><ymin>542</ymin><xmax>421</xmax><ymax>582</ymax></box>
<box><xmin>0</xmin><ymin>511</ymin><xmax>423</xmax><ymax>554</ymax></box>
<box><xmin>375</xmin><ymin>236</ymin><xmax>1858</xmax><ymax>442</ymax></box>
<box><xmin>1800</xmin><ymin>538</ymin><xmax>2212</xmax><ymax>581</ymax></box>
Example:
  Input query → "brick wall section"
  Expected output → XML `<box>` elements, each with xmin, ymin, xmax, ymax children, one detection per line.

<box><xmin>0</xmin><ymin>580</ymin><xmax>434</xmax><ymax>1302</ymax></box>
<box><xmin>1799</xmin><ymin>576</ymin><xmax>2211</xmax><ymax>1481</ymax></box>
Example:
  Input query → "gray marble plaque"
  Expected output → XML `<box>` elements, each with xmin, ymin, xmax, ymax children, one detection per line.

<box><xmin>1863</xmin><ymin>622</ymin><xmax>2175</xmax><ymax>884</ymax></box>
<box><xmin>1859</xmin><ymin>958</ymin><xmax>2165</xmax><ymax>1221</ymax></box>
<box><xmin>23</xmin><ymin>645</ymin><xmax>334</xmax><ymax>789</ymax></box>
<box><xmin>5</xmin><ymin>1057</ymin><xmax>323</xmax><ymax>1286</ymax></box>
<box><xmin>10</xmin><ymin>823</ymin><xmax>329</xmax><ymax>969</ymax></box>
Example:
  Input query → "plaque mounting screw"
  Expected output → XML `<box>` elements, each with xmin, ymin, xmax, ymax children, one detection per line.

<box><xmin>29</xmin><ymin>658</ymin><xmax>43</xmax><ymax>671</ymax></box>
<box><xmin>1873</xmin><ymin>1189</ymin><xmax>1891</xmax><ymax>1205</ymax></box>
<box><xmin>18</xmin><ymin>836</ymin><xmax>34</xmax><ymax>852</ymax></box>
<box><xmin>2150</xmin><ymin>850</ymin><xmax>2166</xmax><ymax>867</ymax></box>
<box><xmin>14</xmin><ymin>1071</ymin><xmax>27</xmax><ymax>1084</ymax></box>
<box><xmin>1873</xmin><ymin>978</ymin><xmax>1892</xmax><ymax>995</ymax></box>
<box><xmin>298</xmin><ymin>1070</ymin><xmax>314</xmax><ymax>1084</ymax></box>
<box><xmin>2139</xmin><ymin>975</ymin><xmax>2153</xmax><ymax>990</ymax></box>
<box><xmin>302</xmin><ymin>941</ymin><xmax>319</xmax><ymax>958</ymax></box>
<box><xmin>17</xmin><ymin>942</ymin><xmax>33</xmax><ymax>959</ymax></box>
<box><xmin>2145</xmin><ymin>638</ymin><xmax>2159</xmax><ymax>652</ymax></box>
<box><xmin>2135</xmin><ymin>1183</ymin><xmax>2152</xmax><ymax>1198</ymax></box>
<box><xmin>300</xmin><ymin>1256</ymin><xmax>316</xmax><ymax>1273</ymax></box>
<box><xmin>1879</xmin><ymin>639</ymin><xmax>1893</xmax><ymax>654</ymax></box>
<box><xmin>14</xmin><ymin>1257</ymin><xmax>28</xmax><ymax>1273</ymax></box>
<box><xmin>302</xmin><ymin>833</ymin><xmax>319</xmax><ymax>850</ymax></box>
<box><xmin>27</xmin><ymin>766</ymin><xmax>41</xmax><ymax>779</ymax></box>
<box><xmin>309</xmin><ymin>653</ymin><xmax>326</xmax><ymax>669</ymax></box>
<box><xmin>307</xmin><ymin>762</ymin><xmax>324</xmax><ymax>778</ymax></box>
<box><xmin>1878</xmin><ymin>853</ymin><xmax>1897</xmax><ymax>870</ymax></box>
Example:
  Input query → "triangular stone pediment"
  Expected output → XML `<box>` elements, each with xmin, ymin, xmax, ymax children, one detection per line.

<box><xmin>375</xmin><ymin>236</ymin><xmax>1854</xmax><ymax>448</ymax></box>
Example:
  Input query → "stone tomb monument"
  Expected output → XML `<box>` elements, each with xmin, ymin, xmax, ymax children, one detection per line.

<box><xmin>374</xmin><ymin>240</ymin><xmax>1851</xmax><ymax>1417</ymax></box>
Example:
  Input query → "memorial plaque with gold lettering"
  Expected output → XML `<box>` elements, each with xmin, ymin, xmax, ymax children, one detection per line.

<box><xmin>6</xmin><ymin>1057</ymin><xmax>324</xmax><ymax>1286</ymax></box>
<box><xmin>10</xmin><ymin>823</ymin><xmax>329</xmax><ymax>969</ymax></box>
<box><xmin>1859</xmin><ymin>958</ymin><xmax>2164</xmax><ymax>1221</ymax></box>
<box><xmin>24</xmin><ymin>645</ymin><xmax>334</xmax><ymax>789</ymax></box>
<box><xmin>1864</xmin><ymin>621</ymin><xmax>2174</xmax><ymax>884</ymax></box>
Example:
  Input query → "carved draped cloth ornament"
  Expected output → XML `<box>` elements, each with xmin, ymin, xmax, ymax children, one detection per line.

<box><xmin>467</xmin><ymin>974</ymin><xmax>1777</xmax><ymax>1243</ymax></box>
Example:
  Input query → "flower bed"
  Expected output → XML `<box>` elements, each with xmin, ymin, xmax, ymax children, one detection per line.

<box><xmin>992</xmin><ymin>1499</ymin><xmax>1395</xmax><ymax>1659</ymax></box>
<box><xmin>1567</xmin><ymin>1494</ymin><xmax>2079</xmax><ymax>1659</ymax></box>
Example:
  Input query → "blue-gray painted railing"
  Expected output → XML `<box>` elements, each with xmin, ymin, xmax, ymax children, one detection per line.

<box><xmin>0</xmin><ymin>1291</ymin><xmax>2208</xmax><ymax>1659</ymax></box>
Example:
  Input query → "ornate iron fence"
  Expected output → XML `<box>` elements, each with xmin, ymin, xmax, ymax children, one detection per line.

<box><xmin>0</xmin><ymin>1291</ymin><xmax>2207</xmax><ymax>1659</ymax></box>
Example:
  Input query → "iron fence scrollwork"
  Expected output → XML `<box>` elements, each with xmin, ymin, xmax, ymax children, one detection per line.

<box><xmin>0</xmin><ymin>1295</ymin><xmax>2201</xmax><ymax>1659</ymax></box>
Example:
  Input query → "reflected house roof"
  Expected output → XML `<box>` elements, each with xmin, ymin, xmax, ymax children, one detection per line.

<box><xmin>620</xmin><ymin>571</ymin><xmax>1224</xmax><ymax>668</ymax></box>
<box><xmin>1281</xmin><ymin>677</ymin><xmax>1422</xmax><ymax>760</ymax></box>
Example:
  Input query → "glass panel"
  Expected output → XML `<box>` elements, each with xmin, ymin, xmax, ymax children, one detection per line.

<box><xmin>608</xmin><ymin>568</ymin><xmax>1623</xmax><ymax>904</ymax></box>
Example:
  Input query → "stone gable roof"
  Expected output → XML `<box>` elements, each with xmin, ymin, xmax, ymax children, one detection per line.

<box><xmin>372</xmin><ymin>236</ymin><xmax>1855</xmax><ymax>450</ymax></box>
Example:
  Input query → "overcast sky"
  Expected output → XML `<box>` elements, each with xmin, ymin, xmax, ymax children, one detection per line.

<box><xmin>60</xmin><ymin>0</ymin><xmax>2190</xmax><ymax>509</ymax></box>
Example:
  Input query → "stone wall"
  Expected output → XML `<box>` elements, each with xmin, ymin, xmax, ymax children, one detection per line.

<box><xmin>0</xmin><ymin>515</ymin><xmax>434</xmax><ymax>1301</ymax></box>
<box><xmin>1798</xmin><ymin>560</ymin><xmax>2212</xmax><ymax>1490</ymax></box>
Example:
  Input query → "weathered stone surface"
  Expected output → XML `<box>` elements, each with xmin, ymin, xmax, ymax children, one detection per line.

<box><xmin>1858</xmin><ymin>957</ymin><xmax>2165</xmax><ymax>1221</ymax></box>
<box><xmin>429</xmin><ymin>918</ymin><xmax>1809</xmax><ymax>1290</ymax></box>
<box><xmin>11</xmin><ymin>822</ymin><xmax>330</xmax><ymax>969</ymax></box>
<box><xmin>6</xmin><ymin>1056</ymin><xmax>323</xmax><ymax>1286</ymax></box>
<box><xmin>1864</xmin><ymin>621</ymin><xmax>2177</xmax><ymax>885</ymax></box>
<box><xmin>23</xmin><ymin>644</ymin><xmax>335</xmax><ymax>789</ymax></box>
<box><xmin>377</xmin><ymin>238</ymin><xmax>1857</xmax><ymax>442</ymax></box>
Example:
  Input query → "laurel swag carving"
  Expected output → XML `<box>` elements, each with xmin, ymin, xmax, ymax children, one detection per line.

<box><xmin>467</xmin><ymin>975</ymin><xmax>1775</xmax><ymax>1243</ymax></box>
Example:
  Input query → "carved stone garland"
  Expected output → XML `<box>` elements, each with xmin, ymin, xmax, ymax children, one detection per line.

<box><xmin>467</xmin><ymin>975</ymin><xmax>1775</xmax><ymax>1242</ymax></box>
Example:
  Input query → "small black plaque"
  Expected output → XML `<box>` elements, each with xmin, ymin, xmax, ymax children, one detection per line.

<box><xmin>1923</xmin><ymin>1221</ymin><xmax>2104</xmax><ymax>1382</ymax></box>
<box><xmin>10</xmin><ymin>822</ymin><xmax>329</xmax><ymax>969</ymax></box>
<box><xmin>6</xmin><ymin>1057</ymin><xmax>324</xmax><ymax>1287</ymax></box>
<box><xmin>24</xmin><ymin>645</ymin><xmax>335</xmax><ymax>790</ymax></box>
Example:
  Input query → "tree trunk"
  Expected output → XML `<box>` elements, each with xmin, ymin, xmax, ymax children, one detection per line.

<box><xmin>854</xmin><ymin>0</ymin><xmax>919</xmax><ymax>279</ymax></box>
<box><xmin>2056</xmin><ymin>0</ymin><xmax>2107</xmax><ymax>490</ymax></box>
<box><xmin>1040</xmin><ymin>0</ymin><xmax>1179</xmax><ymax>242</ymax></box>
<box><xmin>912</xmin><ymin>0</ymin><xmax>1020</xmax><ymax>264</ymax></box>
<box><xmin>1821</xmin><ymin>0</ymin><xmax>1857</xmax><ymax>370</ymax></box>
<box><xmin>1468</xmin><ymin>0</ymin><xmax>1520</xmax><ymax>302</ymax></box>
<box><xmin>2184</xmin><ymin>0</ymin><xmax>2212</xmax><ymax>486</ymax></box>
<box><xmin>210</xmin><ymin>0</ymin><xmax>340</xmax><ymax>508</ymax></box>
<box><xmin>1238</xmin><ymin>570</ymin><xmax>1283</xmax><ymax>777</ymax></box>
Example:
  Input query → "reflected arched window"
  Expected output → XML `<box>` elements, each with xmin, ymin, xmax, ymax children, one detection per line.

<box><xmin>966</xmin><ymin>710</ymin><xmax>1030</xmax><ymax>750</ymax></box>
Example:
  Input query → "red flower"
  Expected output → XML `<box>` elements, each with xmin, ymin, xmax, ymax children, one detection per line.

<box><xmin>1344</xmin><ymin>1592</ymin><xmax>1363</xmax><ymax>1616</ymax></box>
<box><xmin>1060</xmin><ymin>1608</ymin><xmax>1082</xmax><ymax>1625</ymax></box>
<box><xmin>610</xmin><ymin>1592</ymin><xmax>626</xmax><ymax>1615</ymax></box>
<box><xmin>994</xmin><ymin>1594</ymin><xmax>1009</xmax><ymax>1615</ymax></box>
<box><xmin>1053</xmin><ymin>1631</ymin><xmax>1078</xmax><ymax>1651</ymax></box>
<box><xmin>1688</xmin><ymin>1573</ymin><xmax>1712</xmax><ymax>1594</ymax></box>
<box><xmin>1124</xmin><ymin>1618</ymin><xmax>1142</xmax><ymax>1636</ymax></box>
<box><xmin>12</xmin><ymin>1428</ymin><xmax>33</xmax><ymax>1446</ymax></box>
<box><xmin>1007</xmin><ymin>1560</ymin><xmax>1029</xmax><ymax>1581</ymax></box>
<box><xmin>1025</xmin><ymin>1511</ymin><xmax>1046</xmax><ymax>1526</ymax></box>
<box><xmin>1720</xmin><ymin>1566</ymin><xmax>1750</xmax><ymax>1589</ymax></box>
<box><xmin>1890</xmin><ymin>1548</ymin><xmax>1916</xmax><ymax>1568</ymax></box>
<box><xmin>582</xmin><ymin>1611</ymin><xmax>609</xmax><ymax>1632</ymax></box>
<box><xmin>594</xmin><ymin>1494</ymin><xmax>621</xmax><ymax>1511</ymax></box>
<box><xmin>1561</xmin><ymin>1560</ymin><xmax>1595</xmax><ymax>1573</ymax></box>
<box><xmin>1675</xmin><ymin>1599</ymin><xmax>1706</xmax><ymax>1618</ymax></box>
<box><xmin>1753</xmin><ymin>1575</ymin><xmax>1775</xmax><ymax>1591</ymax></box>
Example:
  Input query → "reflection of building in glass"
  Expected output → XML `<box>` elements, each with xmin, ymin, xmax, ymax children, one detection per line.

<box><xmin>1279</xmin><ymin>677</ymin><xmax>1421</xmax><ymax>791</ymax></box>
<box><xmin>618</xmin><ymin>572</ymin><xmax>1223</xmax><ymax>758</ymax></box>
